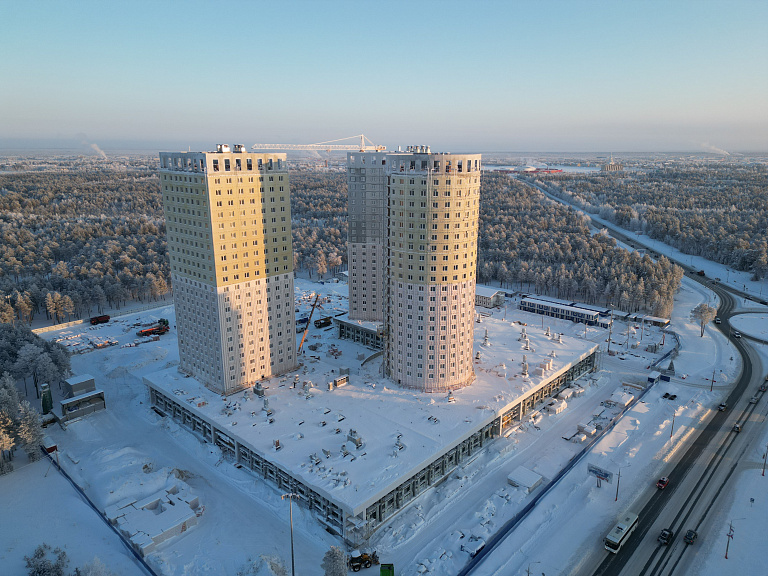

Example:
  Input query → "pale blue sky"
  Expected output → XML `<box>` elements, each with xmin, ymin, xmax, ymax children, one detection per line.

<box><xmin>1</xmin><ymin>0</ymin><xmax>766</xmax><ymax>152</ymax></box>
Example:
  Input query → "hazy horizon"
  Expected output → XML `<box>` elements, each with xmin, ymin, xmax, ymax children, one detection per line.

<box><xmin>1</xmin><ymin>1</ymin><xmax>766</xmax><ymax>153</ymax></box>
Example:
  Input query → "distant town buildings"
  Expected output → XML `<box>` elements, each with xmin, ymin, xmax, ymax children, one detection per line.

<box><xmin>159</xmin><ymin>145</ymin><xmax>296</xmax><ymax>395</ymax></box>
<box><xmin>601</xmin><ymin>154</ymin><xmax>624</xmax><ymax>172</ymax></box>
<box><xmin>348</xmin><ymin>147</ymin><xmax>482</xmax><ymax>392</ymax></box>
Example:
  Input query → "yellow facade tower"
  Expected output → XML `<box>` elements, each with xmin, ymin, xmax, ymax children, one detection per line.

<box><xmin>385</xmin><ymin>147</ymin><xmax>482</xmax><ymax>392</ymax></box>
<box><xmin>159</xmin><ymin>144</ymin><xmax>296</xmax><ymax>395</ymax></box>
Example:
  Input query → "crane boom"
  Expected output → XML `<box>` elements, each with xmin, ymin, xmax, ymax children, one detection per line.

<box><xmin>251</xmin><ymin>134</ymin><xmax>385</xmax><ymax>152</ymax></box>
<box><xmin>297</xmin><ymin>294</ymin><xmax>321</xmax><ymax>354</ymax></box>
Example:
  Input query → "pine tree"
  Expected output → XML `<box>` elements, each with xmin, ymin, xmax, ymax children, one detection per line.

<box><xmin>25</xmin><ymin>543</ymin><xmax>69</xmax><ymax>576</ymax></box>
<box><xmin>0</xmin><ymin>409</ymin><xmax>15</xmax><ymax>470</ymax></box>
<box><xmin>18</xmin><ymin>400</ymin><xmax>44</xmax><ymax>462</ymax></box>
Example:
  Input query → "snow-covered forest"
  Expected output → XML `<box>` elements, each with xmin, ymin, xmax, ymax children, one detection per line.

<box><xmin>529</xmin><ymin>163</ymin><xmax>768</xmax><ymax>279</ymax></box>
<box><xmin>0</xmin><ymin>162</ymin><xmax>691</xmax><ymax>327</ymax></box>
<box><xmin>0</xmin><ymin>171</ymin><xmax>168</xmax><ymax>325</ymax></box>
<box><xmin>290</xmin><ymin>170</ymin><xmax>347</xmax><ymax>278</ymax></box>
<box><xmin>477</xmin><ymin>173</ymin><xmax>684</xmax><ymax>316</ymax></box>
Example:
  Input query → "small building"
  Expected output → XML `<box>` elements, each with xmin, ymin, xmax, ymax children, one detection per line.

<box><xmin>60</xmin><ymin>374</ymin><xmax>105</xmax><ymax>422</ymax></box>
<box><xmin>546</xmin><ymin>399</ymin><xmax>567</xmax><ymax>414</ymax></box>
<box><xmin>647</xmin><ymin>371</ymin><xmax>661</xmax><ymax>384</ymax></box>
<box><xmin>334</xmin><ymin>314</ymin><xmax>385</xmax><ymax>350</ymax></box>
<box><xmin>609</xmin><ymin>391</ymin><xmax>634</xmax><ymax>407</ymax></box>
<box><xmin>519</xmin><ymin>297</ymin><xmax>600</xmax><ymax>326</ymax></box>
<box><xmin>475</xmin><ymin>285</ymin><xmax>505</xmax><ymax>308</ymax></box>
<box><xmin>64</xmin><ymin>374</ymin><xmax>96</xmax><ymax>397</ymax></box>
<box><xmin>507</xmin><ymin>466</ymin><xmax>543</xmax><ymax>492</ymax></box>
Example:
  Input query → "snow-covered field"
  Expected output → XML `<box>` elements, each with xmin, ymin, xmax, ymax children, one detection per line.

<box><xmin>2</xmin><ymin>268</ymin><xmax>766</xmax><ymax>574</ymax></box>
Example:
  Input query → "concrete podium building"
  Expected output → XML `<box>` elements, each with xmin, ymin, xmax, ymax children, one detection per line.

<box><xmin>159</xmin><ymin>145</ymin><xmax>296</xmax><ymax>395</ymax></box>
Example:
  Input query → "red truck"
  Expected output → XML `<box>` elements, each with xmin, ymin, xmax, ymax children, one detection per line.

<box><xmin>136</xmin><ymin>318</ymin><xmax>170</xmax><ymax>337</ymax></box>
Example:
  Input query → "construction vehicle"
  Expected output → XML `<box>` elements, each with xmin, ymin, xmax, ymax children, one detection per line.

<box><xmin>137</xmin><ymin>318</ymin><xmax>170</xmax><ymax>337</ymax></box>
<box><xmin>349</xmin><ymin>550</ymin><xmax>379</xmax><ymax>572</ymax></box>
<box><xmin>90</xmin><ymin>315</ymin><xmax>110</xmax><ymax>325</ymax></box>
<box><xmin>314</xmin><ymin>317</ymin><xmax>332</xmax><ymax>329</ymax></box>
<box><xmin>297</xmin><ymin>295</ymin><xmax>320</xmax><ymax>355</ymax></box>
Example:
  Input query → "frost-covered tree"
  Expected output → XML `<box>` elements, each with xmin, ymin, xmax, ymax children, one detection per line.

<box><xmin>18</xmin><ymin>400</ymin><xmax>44</xmax><ymax>462</ymax></box>
<box><xmin>321</xmin><ymin>546</ymin><xmax>348</xmax><ymax>576</ymax></box>
<box><xmin>315</xmin><ymin>252</ymin><xmax>328</xmax><ymax>279</ymax></box>
<box><xmin>0</xmin><ymin>409</ymin><xmax>15</xmax><ymax>470</ymax></box>
<box><xmin>24</xmin><ymin>543</ymin><xmax>69</xmax><ymax>576</ymax></box>
<box><xmin>75</xmin><ymin>557</ymin><xmax>117</xmax><ymax>576</ymax></box>
<box><xmin>690</xmin><ymin>303</ymin><xmax>718</xmax><ymax>337</ymax></box>
<box><xmin>0</xmin><ymin>372</ymin><xmax>20</xmax><ymax>416</ymax></box>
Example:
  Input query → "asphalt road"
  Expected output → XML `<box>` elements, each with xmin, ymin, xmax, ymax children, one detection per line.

<box><xmin>584</xmin><ymin>246</ymin><xmax>766</xmax><ymax>576</ymax></box>
<box><xmin>466</xmin><ymin>178</ymin><xmax>767</xmax><ymax>575</ymax></box>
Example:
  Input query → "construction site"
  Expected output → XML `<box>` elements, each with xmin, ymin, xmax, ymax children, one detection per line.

<box><xmin>146</xmin><ymin>282</ymin><xmax>600</xmax><ymax>546</ymax></box>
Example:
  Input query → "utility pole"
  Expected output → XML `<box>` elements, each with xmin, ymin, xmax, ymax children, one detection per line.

<box><xmin>282</xmin><ymin>493</ymin><xmax>300</xmax><ymax>576</ymax></box>
<box><xmin>607</xmin><ymin>305</ymin><xmax>614</xmax><ymax>355</ymax></box>
<box><xmin>763</xmin><ymin>443</ymin><xmax>767</xmax><ymax>477</ymax></box>
<box><xmin>725</xmin><ymin>521</ymin><xmax>734</xmax><ymax>559</ymax></box>
<box><xmin>670</xmin><ymin>411</ymin><xmax>676</xmax><ymax>439</ymax></box>
<box><xmin>710</xmin><ymin>367</ymin><xmax>716</xmax><ymax>392</ymax></box>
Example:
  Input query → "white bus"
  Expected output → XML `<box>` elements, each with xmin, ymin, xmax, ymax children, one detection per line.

<box><xmin>604</xmin><ymin>512</ymin><xmax>639</xmax><ymax>553</ymax></box>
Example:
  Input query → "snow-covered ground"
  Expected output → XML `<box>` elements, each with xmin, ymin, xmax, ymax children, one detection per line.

<box><xmin>3</xmin><ymin>240</ymin><xmax>767</xmax><ymax>574</ymax></box>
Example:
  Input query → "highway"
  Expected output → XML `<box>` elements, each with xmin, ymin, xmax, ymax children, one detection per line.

<box><xmin>461</xmin><ymin>178</ymin><xmax>766</xmax><ymax>576</ymax></box>
<box><xmin>516</xmin><ymin>177</ymin><xmax>767</xmax><ymax>575</ymax></box>
<box><xmin>580</xmin><ymin>271</ymin><xmax>765</xmax><ymax>576</ymax></box>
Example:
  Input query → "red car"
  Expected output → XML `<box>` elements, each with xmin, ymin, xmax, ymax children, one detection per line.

<box><xmin>656</xmin><ymin>477</ymin><xmax>670</xmax><ymax>489</ymax></box>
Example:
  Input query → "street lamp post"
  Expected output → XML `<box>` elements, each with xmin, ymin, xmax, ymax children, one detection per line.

<box><xmin>763</xmin><ymin>443</ymin><xmax>767</xmax><ymax>477</ymax></box>
<box><xmin>615</xmin><ymin>464</ymin><xmax>630</xmax><ymax>502</ymax></box>
<box><xmin>526</xmin><ymin>560</ymin><xmax>541</xmax><ymax>576</ymax></box>
<box><xmin>670</xmin><ymin>410</ymin><xmax>676</xmax><ymax>439</ymax></box>
<box><xmin>282</xmin><ymin>493</ymin><xmax>300</xmax><ymax>576</ymax></box>
<box><xmin>607</xmin><ymin>304</ymin><xmax>614</xmax><ymax>355</ymax></box>
<box><xmin>725</xmin><ymin>518</ymin><xmax>745</xmax><ymax>559</ymax></box>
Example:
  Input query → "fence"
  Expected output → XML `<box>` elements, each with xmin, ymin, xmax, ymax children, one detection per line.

<box><xmin>32</xmin><ymin>301</ymin><xmax>172</xmax><ymax>335</ymax></box>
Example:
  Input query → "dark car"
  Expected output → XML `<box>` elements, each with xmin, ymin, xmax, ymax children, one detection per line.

<box><xmin>659</xmin><ymin>528</ymin><xmax>674</xmax><ymax>545</ymax></box>
<box><xmin>718</xmin><ymin>402</ymin><xmax>727</xmax><ymax>411</ymax></box>
<box><xmin>732</xmin><ymin>424</ymin><xmax>741</xmax><ymax>433</ymax></box>
<box><xmin>684</xmin><ymin>530</ymin><xmax>697</xmax><ymax>544</ymax></box>
<box><xmin>656</xmin><ymin>477</ymin><xmax>670</xmax><ymax>489</ymax></box>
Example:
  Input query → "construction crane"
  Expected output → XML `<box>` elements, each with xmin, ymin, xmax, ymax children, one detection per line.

<box><xmin>297</xmin><ymin>294</ymin><xmax>321</xmax><ymax>355</ymax></box>
<box><xmin>251</xmin><ymin>134</ymin><xmax>385</xmax><ymax>152</ymax></box>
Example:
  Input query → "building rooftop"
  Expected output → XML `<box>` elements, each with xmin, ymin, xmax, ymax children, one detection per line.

<box><xmin>145</xmin><ymin>309</ymin><xmax>598</xmax><ymax>517</ymax></box>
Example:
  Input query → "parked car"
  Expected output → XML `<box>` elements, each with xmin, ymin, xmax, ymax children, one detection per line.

<box><xmin>656</xmin><ymin>477</ymin><xmax>670</xmax><ymax>489</ymax></box>
<box><xmin>684</xmin><ymin>529</ymin><xmax>698</xmax><ymax>545</ymax></box>
<box><xmin>659</xmin><ymin>528</ymin><xmax>674</xmax><ymax>545</ymax></box>
<box><xmin>714</xmin><ymin>317</ymin><xmax>721</xmax><ymax>324</ymax></box>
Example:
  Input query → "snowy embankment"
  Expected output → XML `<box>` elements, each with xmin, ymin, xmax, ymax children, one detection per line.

<box><xmin>451</xmin><ymin>276</ymin><xmax>749</xmax><ymax>576</ymax></box>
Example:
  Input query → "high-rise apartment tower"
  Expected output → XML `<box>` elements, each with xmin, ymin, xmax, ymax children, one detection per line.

<box><xmin>160</xmin><ymin>145</ymin><xmax>296</xmax><ymax>395</ymax></box>
<box><xmin>348</xmin><ymin>147</ymin><xmax>482</xmax><ymax>392</ymax></box>
<box><xmin>346</xmin><ymin>151</ymin><xmax>388</xmax><ymax>322</ymax></box>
